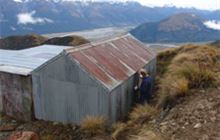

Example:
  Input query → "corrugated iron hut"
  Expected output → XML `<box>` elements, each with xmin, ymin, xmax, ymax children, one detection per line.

<box><xmin>32</xmin><ymin>35</ymin><xmax>156</xmax><ymax>123</ymax></box>
<box><xmin>0</xmin><ymin>45</ymin><xmax>69</xmax><ymax>120</ymax></box>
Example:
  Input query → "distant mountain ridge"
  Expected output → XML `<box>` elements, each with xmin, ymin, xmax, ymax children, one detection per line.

<box><xmin>0</xmin><ymin>34</ymin><xmax>89</xmax><ymax>50</ymax></box>
<box><xmin>0</xmin><ymin>0</ymin><xmax>219</xmax><ymax>37</ymax></box>
<box><xmin>130</xmin><ymin>13</ymin><xmax>220</xmax><ymax>43</ymax></box>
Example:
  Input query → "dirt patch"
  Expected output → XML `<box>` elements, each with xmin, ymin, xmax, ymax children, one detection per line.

<box><xmin>0</xmin><ymin>116</ymin><xmax>82</xmax><ymax>140</ymax></box>
<box><xmin>158</xmin><ymin>88</ymin><xmax>220</xmax><ymax>140</ymax></box>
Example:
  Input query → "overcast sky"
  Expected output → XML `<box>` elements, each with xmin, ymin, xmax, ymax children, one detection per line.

<box><xmin>67</xmin><ymin>0</ymin><xmax>220</xmax><ymax>11</ymax></box>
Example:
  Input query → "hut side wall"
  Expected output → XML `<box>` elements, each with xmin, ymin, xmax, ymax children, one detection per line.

<box><xmin>0</xmin><ymin>72</ymin><xmax>32</xmax><ymax>121</ymax></box>
<box><xmin>109</xmin><ymin>75</ymin><xmax>136</xmax><ymax>121</ymax></box>
<box><xmin>109</xmin><ymin>58</ymin><xmax>157</xmax><ymax>121</ymax></box>
<box><xmin>146</xmin><ymin>58</ymin><xmax>157</xmax><ymax>79</ymax></box>
<box><xmin>32</xmin><ymin>55</ymin><xmax>109</xmax><ymax>123</ymax></box>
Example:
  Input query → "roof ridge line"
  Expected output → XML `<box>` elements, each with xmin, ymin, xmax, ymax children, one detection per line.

<box><xmin>64</xmin><ymin>34</ymin><xmax>131</xmax><ymax>53</ymax></box>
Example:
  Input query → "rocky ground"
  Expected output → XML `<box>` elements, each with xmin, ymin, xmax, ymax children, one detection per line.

<box><xmin>0</xmin><ymin>115</ymin><xmax>81</xmax><ymax>140</ymax></box>
<box><xmin>158</xmin><ymin>88</ymin><xmax>220</xmax><ymax>140</ymax></box>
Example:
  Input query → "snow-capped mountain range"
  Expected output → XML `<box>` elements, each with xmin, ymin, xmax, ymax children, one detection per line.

<box><xmin>0</xmin><ymin>0</ymin><xmax>219</xmax><ymax>37</ymax></box>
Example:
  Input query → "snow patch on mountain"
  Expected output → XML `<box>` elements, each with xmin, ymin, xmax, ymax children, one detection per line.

<box><xmin>10</xmin><ymin>27</ymin><xmax>17</xmax><ymax>31</ymax></box>
<box><xmin>204</xmin><ymin>20</ymin><xmax>220</xmax><ymax>30</ymax></box>
<box><xmin>13</xmin><ymin>0</ymin><xmax>23</xmax><ymax>2</ymax></box>
<box><xmin>17</xmin><ymin>11</ymin><xmax>53</xmax><ymax>25</ymax></box>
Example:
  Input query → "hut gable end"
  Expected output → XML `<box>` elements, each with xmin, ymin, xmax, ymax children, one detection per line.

<box><xmin>32</xmin><ymin>53</ymin><xmax>109</xmax><ymax>122</ymax></box>
<box><xmin>65</xmin><ymin>34</ymin><xmax>155</xmax><ymax>91</ymax></box>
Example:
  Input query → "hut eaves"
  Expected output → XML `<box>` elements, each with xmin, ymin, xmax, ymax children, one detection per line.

<box><xmin>0</xmin><ymin>45</ymin><xmax>70</xmax><ymax>76</ymax></box>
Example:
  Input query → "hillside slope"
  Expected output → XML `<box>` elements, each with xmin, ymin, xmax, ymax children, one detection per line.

<box><xmin>131</xmin><ymin>13</ymin><xmax>220</xmax><ymax>43</ymax></box>
<box><xmin>158</xmin><ymin>88</ymin><xmax>220</xmax><ymax>139</ymax></box>
<box><xmin>0</xmin><ymin>34</ymin><xmax>47</xmax><ymax>50</ymax></box>
<box><xmin>0</xmin><ymin>34</ymin><xmax>89</xmax><ymax>50</ymax></box>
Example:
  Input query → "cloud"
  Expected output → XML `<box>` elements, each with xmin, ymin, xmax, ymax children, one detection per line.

<box><xmin>17</xmin><ymin>11</ymin><xmax>53</xmax><ymax>25</ymax></box>
<box><xmin>204</xmin><ymin>20</ymin><xmax>220</xmax><ymax>30</ymax></box>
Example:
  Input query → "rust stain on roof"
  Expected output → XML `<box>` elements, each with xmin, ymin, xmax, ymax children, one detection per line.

<box><xmin>71</xmin><ymin>51</ymin><xmax>112</xmax><ymax>84</ymax></box>
<box><xmin>67</xmin><ymin>35</ymin><xmax>155</xmax><ymax>89</ymax></box>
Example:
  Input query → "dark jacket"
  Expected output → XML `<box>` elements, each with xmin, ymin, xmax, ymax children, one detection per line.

<box><xmin>140</xmin><ymin>76</ymin><xmax>152</xmax><ymax>103</ymax></box>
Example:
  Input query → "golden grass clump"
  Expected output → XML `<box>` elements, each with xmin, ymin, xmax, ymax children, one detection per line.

<box><xmin>175</xmin><ymin>63</ymin><xmax>216</xmax><ymax>88</ymax></box>
<box><xmin>156</xmin><ymin>44</ymin><xmax>220</xmax><ymax>109</ymax></box>
<box><xmin>157</xmin><ymin>77</ymin><xmax>189</xmax><ymax>108</ymax></box>
<box><xmin>111</xmin><ymin>122</ymin><xmax>127</xmax><ymax>139</ymax></box>
<box><xmin>129</xmin><ymin>104</ymin><xmax>158</xmax><ymax>121</ymax></box>
<box><xmin>170</xmin><ymin>77</ymin><xmax>189</xmax><ymax>97</ymax></box>
<box><xmin>80</xmin><ymin>116</ymin><xmax>108</xmax><ymax>137</ymax></box>
<box><xmin>127</xmin><ymin>124</ymin><xmax>163</xmax><ymax>140</ymax></box>
<box><xmin>178</xmin><ymin>44</ymin><xmax>199</xmax><ymax>53</ymax></box>
<box><xmin>128</xmin><ymin>130</ymin><xmax>163</xmax><ymax>140</ymax></box>
<box><xmin>180</xmin><ymin>45</ymin><xmax>220</xmax><ymax>65</ymax></box>
<box><xmin>172</xmin><ymin>53</ymin><xmax>195</xmax><ymax>64</ymax></box>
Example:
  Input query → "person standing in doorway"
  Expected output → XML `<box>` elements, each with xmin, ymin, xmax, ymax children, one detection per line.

<box><xmin>134</xmin><ymin>69</ymin><xmax>153</xmax><ymax>104</ymax></box>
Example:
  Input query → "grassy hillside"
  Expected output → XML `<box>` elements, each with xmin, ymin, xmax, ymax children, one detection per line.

<box><xmin>0</xmin><ymin>34</ymin><xmax>89</xmax><ymax>50</ymax></box>
<box><xmin>0</xmin><ymin>34</ymin><xmax>47</xmax><ymax>50</ymax></box>
<box><xmin>44</xmin><ymin>36</ymin><xmax>89</xmax><ymax>46</ymax></box>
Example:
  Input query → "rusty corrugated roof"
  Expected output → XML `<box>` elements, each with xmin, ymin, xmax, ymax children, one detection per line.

<box><xmin>66</xmin><ymin>34</ymin><xmax>155</xmax><ymax>90</ymax></box>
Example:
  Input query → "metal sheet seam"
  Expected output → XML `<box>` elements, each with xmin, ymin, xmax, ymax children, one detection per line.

<box><xmin>128</xmin><ymin>34</ymin><xmax>156</xmax><ymax>56</ymax></box>
<box><xmin>67</xmin><ymin>54</ymin><xmax>111</xmax><ymax>92</ymax></box>
<box><xmin>118</xmin><ymin>60</ymin><xmax>137</xmax><ymax>75</ymax></box>
<box><xmin>80</xmin><ymin>51</ymin><xmax>119</xmax><ymax>89</ymax></box>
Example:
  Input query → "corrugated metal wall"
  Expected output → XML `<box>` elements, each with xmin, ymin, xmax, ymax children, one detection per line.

<box><xmin>32</xmin><ymin>55</ymin><xmax>156</xmax><ymax>123</ymax></box>
<box><xmin>0</xmin><ymin>72</ymin><xmax>32</xmax><ymax>121</ymax></box>
<box><xmin>32</xmin><ymin>55</ymin><xmax>110</xmax><ymax>123</ymax></box>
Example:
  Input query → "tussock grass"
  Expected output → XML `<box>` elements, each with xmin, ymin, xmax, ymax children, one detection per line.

<box><xmin>128</xmin><ymin>130</ymin><xmax>163</xmax><ymax>140</ymax></box>
<box><xmin>157</xmin><ymin>77</ymin><xmax>189</xmax><ymax>108</ymax></box>
<box><xmin>111</xmin><ymin>122</ymin><xmax>127</xmax><ymax>139</ymax></box>
<box><xmin>129</xmin><ymin>104</ymin><xmax>158</xmax><ymax>121</ymax></box>
<box><xmin>172</xmin><ymin>53</ymin><xmax>195</xmax><ymax>64</ymax></box>
<box><xmin>156</xmin><ymin>47</ymin><xmax>179</xmax><ymax>76</ymax></box>
<box><xmin>80</xmin><ymin>116</ymin><xmax>108</xmax><ymax>137</ymax></box>
<box><xmin>156</xmin><ymin>44</ymin><xmax>220</xmax><ymax>109</ymax></box>
<box><xmin>175</xmin><ymin>63</ymin><xmax>216</xmax><ymax>88</ymax></box>
<box><xmin>170</xmin><ymin>77</ymin><xmax>189</xmax><ymax>97</ymax></box>
<box><xmin>126</xmin><ymin>123</ymin><xmax>164</xmax><ymax>140</ymax></box>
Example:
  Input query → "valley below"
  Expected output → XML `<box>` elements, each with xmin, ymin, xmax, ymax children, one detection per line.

<box><xmin>43</xmin><ymin>26</ymin><xmax>134</xmax><ymax>42</ymax></box>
